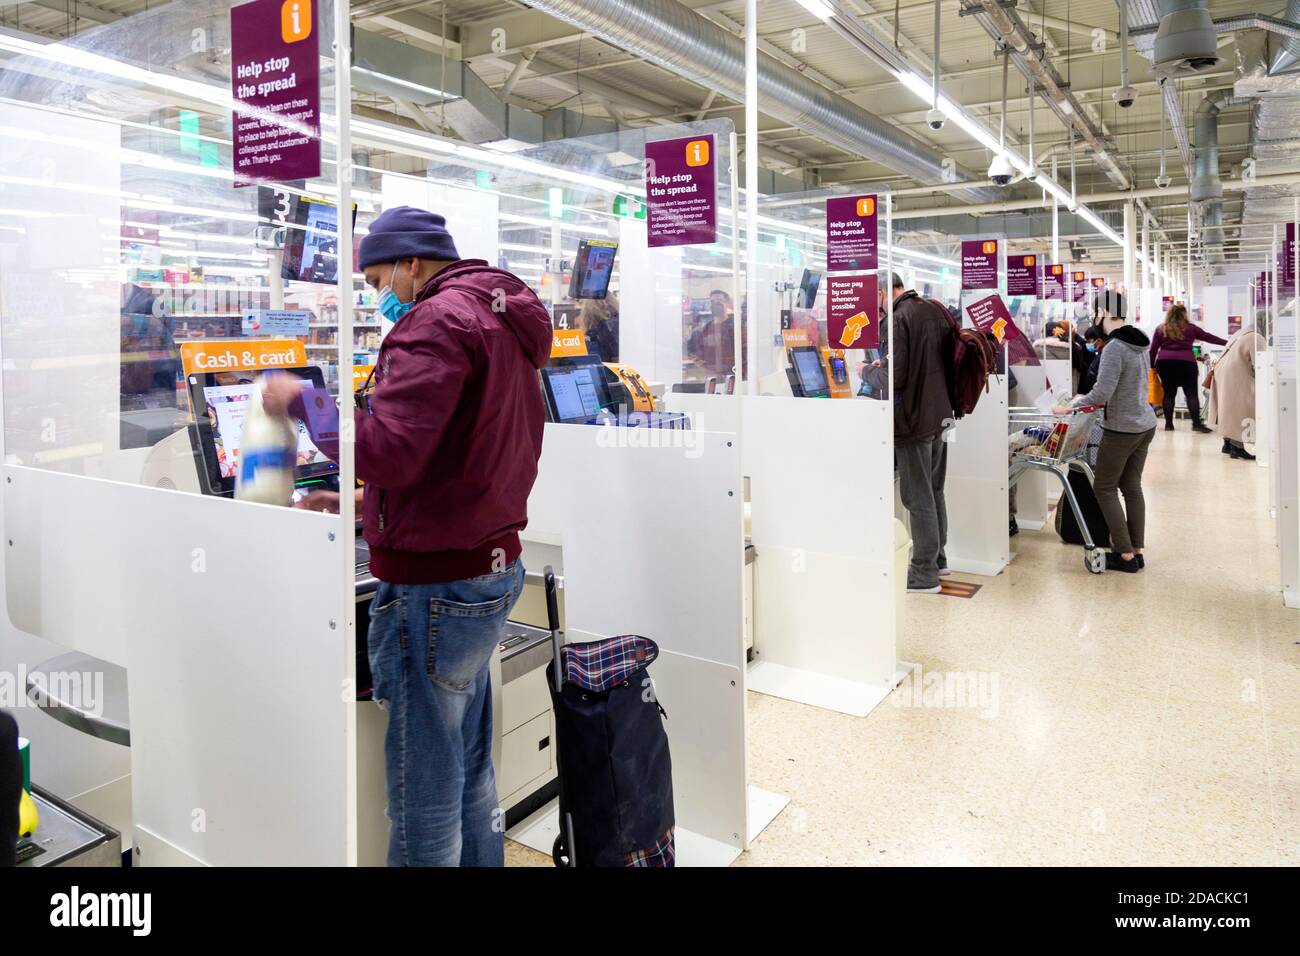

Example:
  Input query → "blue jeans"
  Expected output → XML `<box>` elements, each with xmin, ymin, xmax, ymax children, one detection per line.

<box><xmin>367</xmin><ymin>561</ymin><xmax>525</xmax><ymax>867</ymax></box>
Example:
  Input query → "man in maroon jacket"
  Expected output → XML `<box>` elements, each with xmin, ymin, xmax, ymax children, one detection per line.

<box><xmin>266</xmin><ymin>205</ymin><xmax>552</xmax><ymax>866</ymax></box>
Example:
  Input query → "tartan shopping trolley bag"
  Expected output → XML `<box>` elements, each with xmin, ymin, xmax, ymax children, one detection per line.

<box><xmin>541</xmin><ymin>567</ymin><xmax>675</xmax><ymax>867</ymax></box>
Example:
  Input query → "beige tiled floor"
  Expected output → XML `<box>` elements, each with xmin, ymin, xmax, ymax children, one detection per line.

<box><xmin>510</xmin><ymin>426</ymin><xmax>1299</xmax><ymax>867</ymax></box>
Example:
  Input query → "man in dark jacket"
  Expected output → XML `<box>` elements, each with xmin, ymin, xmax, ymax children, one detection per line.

<box><xmin>868</xmin><ymin>272</ymin><xmax>955</xmax><ymax>592</ymax></box>
<box><xmin>267</xmin><ymin>206</ymin><xmax>553</xmax><ymax>866</ymax></box>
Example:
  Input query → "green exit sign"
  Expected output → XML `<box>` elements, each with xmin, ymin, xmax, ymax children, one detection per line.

<box><xmin>613</xmin><ymin>194</ymin><xmax>647</xmax><ymax>220</ymax></box>
<box><xmin>178</xmin><ymin>110</ymin><xmax>200</xmax><ymax>154</ymax></box>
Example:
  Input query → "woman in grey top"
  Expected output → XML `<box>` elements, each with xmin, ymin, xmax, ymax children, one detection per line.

<box><xmin>1055</xmin><ymin>291</ymin><xmax>1157</xmax><ymax>573</ymax></box>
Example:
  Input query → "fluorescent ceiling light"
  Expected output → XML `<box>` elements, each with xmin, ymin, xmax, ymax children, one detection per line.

<box><xmin>351</xmin><ymin>67</ymin><xmax>457</xmax><ymax>103</ymax></box>
<box><xmin>348</xmin><ymin>117</ymin><xmax>645</xmax><ymax>198</ymax></box>
<box><xmin>794</xmin><ymin>0</ymin><xmax>837</xmax><ymax>19</ymax></box>
<box><xmin>481</xmin><ymin>138</ymin><xmax>534</xmax><ymax>154</ymax></box>
<box><xmin>895</xmin><ymin>67</ymin><xmax>1130</xmax><ymax>250</ymax></box>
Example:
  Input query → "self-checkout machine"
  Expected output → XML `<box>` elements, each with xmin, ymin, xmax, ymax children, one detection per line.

<box><xmin>942</xmin><ymin>234</ymin><xmax>1014</xmax><ymax>577</ymax></box>
<box><xmin>138</xmin><ymin>294</ymin><xmax>559</xmax><ymax>863</ymax></box>
<box><xmin>662</xmin><ymin>188</ymin><xmax>912</xmax><ymax>722</ymax></box>
<box><xmin>0</xmin><ymin>77</ymin><xmax>358</xmax><ymax>864</ymax></box>
<box><xmin>1009</xmin><ymin>263</ymin><xmax>1076</xmax><ymax>530</ymax></box>
<box><xmin>440</xmin><ymin>118</ymin><xmax>796</xmax><ymax>862</ymax></box>
<box><xmin>1277</xmin><ymin>208</ymin><xmax>1300</xmax><ymax>608</ymax></box>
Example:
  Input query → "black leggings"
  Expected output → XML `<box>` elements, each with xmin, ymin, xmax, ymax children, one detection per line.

<box><xmin>1156</xmin><ymin>358</ymin><xmax>1201</xmax><ymax>426</ymax></box>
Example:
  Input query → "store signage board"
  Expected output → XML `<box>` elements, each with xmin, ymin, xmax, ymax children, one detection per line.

<box><xmin>1043</xmin><ymin>264</ymin><xmax>1064</xmax><ymax>301</ymax></box>
<box><xmin>230</xmin><ymin>0</ymin><xmax>321</xmax><ymax>187</ymax></box>
<box><xmin>1071</xmin><ymin>271</ymin><xmax>1090</xmax><ymax>302</ymax></box>
<box><xmin>645</xmin><ymin>134</ymin><xmax>717</xmax><ymax>247</ymax></box>
<box><xmin>550</xmin><ymin>328</ymin><xmax>588</xmax><ymax>358</ymax></box>
<box><xmin>826</xmin><ymin>195</ymin><xmax>879</xmax><ymax>272</ymax></box>
<box><xmin>1228</xmin><ymin>315</ymin><xmax>1242</xmax><ymax>335</ymax></box>
<box><xmin>1287</xmin><ymin>223</ymin><xmax>1296</xmax><ymax>290</ymax></box>
<box><xmin>1278</xmin><ymin>312</ymin><xmax>1297</xmax><ymax>375</ymax></box>
<box><xmin>965</xmin><ymin>293</ymin><xmax>1036</xmax><ymax>366</ymax></box>
<box><xmin>1092</xmin><ymin>277</ymin><xmax>1107</xmax><ymax>291</ymax></box>
<box><xmin>179</xmin><ymin>338</ymin><xmax>308</xmax><ymax>376</ymax></box>
<box><xmin>1007</xmin><ymin>253</ymin><xmax>1039</xmax><ymax>297</ymax></box>
<box><xmin>242</xmin><ymin>309</ymin><xmax>311</xmax><ymax>336</ymax></box>
<box><xmin>781</xmin><ymin>328</ymin><xmax>811</xmax><ymax>349</ymax></box>
<box><xmin>826</xmin><ymin>274</ymin><xmax>879</xmax><ymax>349</ymax></box>
<box><xmin>961</xmin><ymin>239</ymin><xmax>998</xmax><ymax>291</ymax></box>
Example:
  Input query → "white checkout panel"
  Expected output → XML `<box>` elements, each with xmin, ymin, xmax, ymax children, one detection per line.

<box><xmin>35</xmin><ymin>366</ymin><xmax>564</xmax><ymax>865</ymax></box>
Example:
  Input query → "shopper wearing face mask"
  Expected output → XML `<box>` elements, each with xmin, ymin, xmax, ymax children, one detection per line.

<box><xmin>1054</xmin><ymin>291</ymin><xmax>1157</xmax><ymax>573</ymax></box>
<box><xmin>1077</xmin><ymin>325</ymin><xmax>1107</xmax><ymax>396</ymax></box>
<box><xmin>264</xmin><ymin>204</ymin><xmax>552</xmax><ymax>866</ymax></box>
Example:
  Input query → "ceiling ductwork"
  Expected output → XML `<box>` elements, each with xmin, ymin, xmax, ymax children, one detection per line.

<box><xmin>1192</xmin><ymin>91</ymin><xmax>1252</xmax><ymax>254</ymax></box>
<box><xmin>520</xmin><ymin>0</ymin><xmax>998</xmax><ymax>201</ymax></box>
<box><xmin>1129</xmin><ymin>2</ymin><xmax>1194</xmax><ymax>177</ymax></box>
<box><xmin>1234</xmin><ymin>14</ymin><xmax>1300</xmax><ymax>260</ymax></box>
<box><xmin>352</xmin><ymin>27</ymin><xmax>544</xmax><ymax>146</ymax></box>
<box><xmin>1152</xmin><ymin>0</ymin><xmax>1223</xmax><ymax>78</ymax></box>
<box><xmin>1269</xmin><ymin>0</ymin><xmax>1300</xmax><ymax>76</ymax></box>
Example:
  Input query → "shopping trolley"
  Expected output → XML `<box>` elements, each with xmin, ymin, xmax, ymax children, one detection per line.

<box><xmin>1008</xmin><ymin>405</ymin><xmax>1107</xmax><ymax>574</ymax></box>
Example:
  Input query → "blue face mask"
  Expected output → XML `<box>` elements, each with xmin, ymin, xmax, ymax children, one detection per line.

<box><xmin>1086</xmin><ymin>343</ymin><xmax>1097</xmax><ymax>353</ymax></box>
<box><xmin>377</xmin><ymin>285</ymin><xmax>413</xmax><ymax>324</ymax></box>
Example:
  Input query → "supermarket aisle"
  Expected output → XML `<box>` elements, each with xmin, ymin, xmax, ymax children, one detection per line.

<box><xmin>739</xmin><ymin>426</ymin><xmax>1297</xmax><ymax>866</ymax></box>
<box><xmin>506</xmin><ymin>427</ymin><xmax>1297</xmax><ymax>867</ymax></box>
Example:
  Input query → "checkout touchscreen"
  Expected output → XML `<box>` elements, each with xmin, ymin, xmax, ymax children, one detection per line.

<box><xmin>542</xmin><ymin>364</ymin><xmax>610</xmax><ymax>423</ymax></box>
<box><xmin>279</xmin><ymin>195</ymin><xmax>359</xmax><ymax>285</ymax></box>
<box><xmin>568</xmin><ymin>238</ymin><xmax>618</xmax><ymax>300</ymax></box>
<box><xmin>188</xmin><ymin>368</ymin><xmax>339</xmax><ymax>495</ymax></box>
<box><xmin>790</xmin><ymin>346</ymin><xmax>830</xmax><ymax>398</ymax></box>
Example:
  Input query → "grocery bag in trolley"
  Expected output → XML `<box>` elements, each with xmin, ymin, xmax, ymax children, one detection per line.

<box><xmin>540</xmin><ymin>568</ymin><xmax>675</xmax><ymax>868</ymax></box>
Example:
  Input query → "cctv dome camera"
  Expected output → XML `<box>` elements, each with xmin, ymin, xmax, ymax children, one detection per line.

<box><xmin>1154</xmin><ymin>173</ymin><xmax>1171</xmax><ymax>189</ymax></box>
<box><xmin>987</xmin><ymin>153</ymin><xmax>1015</xmax><ymax>187</ymax></box>
<box><xmin>1112</xmin><ymin>85</ymin><xmax>1137</xmax><ymax>109</ymax></box>
<box><xmin>926</xmin><ymin>108</ymin><xmax>946</xmax><ymax>131</ymax></box>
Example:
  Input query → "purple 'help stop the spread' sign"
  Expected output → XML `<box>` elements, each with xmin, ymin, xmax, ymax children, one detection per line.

<box><xmin>1007</xmin><ymin>254</ymin><xmax>1040</xmax><ymax>297</ymax></box>
<box><xmin>645</xmin><ymin>135</ymin><xmax>717</xmax><ymax>247</ymax></box>
<box><xmin>230</xmin><ymin>0</ymin><xmax>321</xmax><ymax>187</ymax></box>
<box><xmin>826</xmin><ymin>195</ymin><xmax>879</xmax><ymax>272</ymax></box>
<box><xmin>961</xmin><ymin>239</ymin><xmax>999</xmax><ymax>290</ymax></box>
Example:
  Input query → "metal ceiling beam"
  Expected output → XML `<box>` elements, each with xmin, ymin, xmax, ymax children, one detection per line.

<box><xmin>364</xmin><ymin>12</ymin><xmax>462</xmax><ymax>56</ymax></box>
<box><xmin>893</xmin><ymin>171</ymin><xmax>1300</xmax><ymax>220</ymax></box>
<box><xmin>461</xmin><ymin>11</ymin><xmax>589</xmax><ymax>59</ymax></box>
<box><xmin>7</xmin><ymin>0</ymin><xmax>123</xmax><ymax>25</ymax></box>
<box><xmin>964</xmin><ymin>0</ymin><xmax>1133</xmax><ymax>190</ymax></box>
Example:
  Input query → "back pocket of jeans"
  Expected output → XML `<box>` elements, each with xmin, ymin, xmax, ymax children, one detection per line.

<box><xmin>426</xmin><ymin>592</ymin><xmax>512</xmax><ymax>691</ymax></box>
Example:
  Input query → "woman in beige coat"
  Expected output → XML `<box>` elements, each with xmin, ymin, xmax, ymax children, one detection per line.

<box><xmin>1208</xmin><ymin>324</ymin><xmax>1264</xmax><ymax>460</ymax></box>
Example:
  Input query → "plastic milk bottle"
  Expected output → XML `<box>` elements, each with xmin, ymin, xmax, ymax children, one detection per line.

<box><xmin>235</xmin><ymin>382</ymin><xmax>299</xmax><ymax>505</ymax></box>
